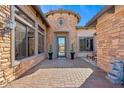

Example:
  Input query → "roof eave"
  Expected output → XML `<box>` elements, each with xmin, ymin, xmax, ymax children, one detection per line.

<box><xmin>32</xmin><ymin>5</ymin><xmax>50</xmax><ymax>27</ymax></box>
<box><xmin>76</xmin><ymin>26</ymin><xmax>96</xmax><ymax>29</ymax></box>
<box><xmin>85</xmin><ymin>5</ymin><xmax>114</xmax><ymax>27</ymax></box>
<box><xmin>45</xmin><ymin>9</ymin><xmax>81</xmax><ymax>23</ymax></box>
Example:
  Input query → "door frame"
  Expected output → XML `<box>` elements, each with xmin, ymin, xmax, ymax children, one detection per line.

<box><xmin>57</xmin><ymin>36</ymin><xmax>66</xmax><ymax>57</ymax></box>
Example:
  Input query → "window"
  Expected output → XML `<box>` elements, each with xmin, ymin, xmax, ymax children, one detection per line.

<box><xmin>15</xmin><ymin>21</ymin><xmax>27</xmax><ymax>60</ymax></box>
<box><xmin>58</xmin><ymin>17</ymin><xmax>65</xmax><ymax>26</ymax></box>
<box><xmin>38</xmin><ymin>26</ymin><xmax>44</xmax><ymax>54</ymax></box>
<box><xmin>15</xmin><ymin>21</ymin><xmax>35</xmax><ymax>60</ymax></box>
<box><xmin>79</xmin><ymin>37</ymin><xmax>93</xmax><ymax>51</ymax></box>
<box><xmin>14</xmin><ymin>6</ymin><xmax>36</xmax><ymax>60</ymax></box>
<box><xmin>28</xmin><ymin>27</ymin><xmax>35</xmax><ymax>56</ymax></box>
<box><xmin>79</xmin><ymin>38</ymin><xmax>85</xmax><ymax>51</ymax></box>
<box><xmin>59</xmin><ymin>19</ymin><xmax>64</xmax><ymax>25</ymax></box>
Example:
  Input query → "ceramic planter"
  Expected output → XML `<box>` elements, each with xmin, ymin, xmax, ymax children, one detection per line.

<box><xmin>70</xmin><ymin>52</ymin><xmax>75</xmax><ymax>60</ymax></box>
<box><xmin>48</xmin><ymin>52</ymin><xmax>53</xmax><ymax>60</ymax></box>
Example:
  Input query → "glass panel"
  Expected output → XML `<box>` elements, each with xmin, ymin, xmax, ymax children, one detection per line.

<box><xmin>41</xmin><ymin>35</ymin><xmax>44</xmax><ymax>52</ymax></box>
<box><xmin>38</xmin><ymin>32</ymin><xmax>44</xmax><ymax>54</ymax></box>
<box><xmin>79</xmin><ymin>37</ymin><xmax>93</xmax><ymax>51</ymax></box>
<box><xmin>79</xmin><ymin>38</ymin><xmax>85</xmax><ymax>51</ymax></box>
<box><xmin>90</xmin><ymin>39</ymin><xmax>93</xmax><ymax>51</ymax></box>
<box><xmin>15</xmin><ymin>21</ymin><xmax>27</xmax><ymax>60</ymax></box>
<box><xmin>58</xmin><ymin>37</ymin><xmax>66</xmax><ymax>57</ymax></box>
<box><xmin>86</xmin><ymin>39</ymin><xmax>89</xmax><ymax>48</ymax></box>
<box><xmin>28</xmin><ymin>27</ymin><xmax>35</xmax><ymax>56</ymax></box>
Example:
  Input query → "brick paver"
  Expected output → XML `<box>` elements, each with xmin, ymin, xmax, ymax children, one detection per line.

<box><xmin>5</xmin><ymin>58</ymin><xmax>123</xmax><ymax>88</ymax></box>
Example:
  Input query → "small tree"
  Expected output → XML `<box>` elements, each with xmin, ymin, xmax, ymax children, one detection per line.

<box><xmin>70</xmin><ymin>44</ymin><xmax>75</xmax><ymax>53</ymax></box>
<box><xmin>70</xmin><ymin>44</ymin><xmax>75</xmax><ymax>60</ymax></box>
<box><xmin>48</xmin><ymin>44</ymin><xmax>52</xmax><ymax>53</ymax></box>
<box><xmin>48</xmin><ymin>44</ymin><xmax>53</xmax><ymax>60</ymax></box>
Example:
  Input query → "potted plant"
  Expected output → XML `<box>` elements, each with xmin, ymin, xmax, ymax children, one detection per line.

<box><xmin>70</xmin><ymin>44</ymin><xmax>75</xmax><ymax>60</ymax></box>
<box><xmin>48</xmin><ymin>44</ymin><xmax>53</xmax><ymax>60</ymax></box>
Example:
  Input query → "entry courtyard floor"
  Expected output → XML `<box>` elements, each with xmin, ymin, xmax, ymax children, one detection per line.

<box><xmin>5</xmin><ymin>58</ymin><xmax>123</xmax><ymax>88</ymax></box>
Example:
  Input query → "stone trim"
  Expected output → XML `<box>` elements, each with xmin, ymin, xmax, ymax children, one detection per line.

<box><xmin>76</xmin><ymin>26</ymin><xmax>96</xmax><ymax>30</ymax></box>
<box><xmin>32</xmin><ymin>5</ymin><xmax>50</xmax><ymax>27</ymax></box>
<box><xmin>45</xmin><ymin>9</ymin><xmax>80</xmax><ymax>23</ymax></box>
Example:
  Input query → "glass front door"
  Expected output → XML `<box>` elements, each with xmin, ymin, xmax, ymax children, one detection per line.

<box><xmin>57</xmin><ymin>36</ymin><xmax>66</xmax><ymax>57</ymax></box>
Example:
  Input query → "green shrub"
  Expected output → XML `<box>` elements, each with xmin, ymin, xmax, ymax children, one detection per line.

<box><xmin>48</xmin><ymin>44</ymin><xmax>52</xmax><ymax>53</ymax></box>
<box><xmin>70</xmin><ymin>44</ymin><xmax>75</xmax><ymax>53</ymax></box>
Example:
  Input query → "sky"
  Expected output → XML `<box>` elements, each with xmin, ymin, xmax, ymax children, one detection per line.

<box><xmin>40</xmin><ymin>5</ymin><xmax>105</xmax><ymax>26</ymax></box>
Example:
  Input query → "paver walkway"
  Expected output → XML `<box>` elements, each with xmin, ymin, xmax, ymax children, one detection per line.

<box><xmin>5</xmin><ymin>58</ymin><xmax>123</xmax><ymax>88</ymax></box>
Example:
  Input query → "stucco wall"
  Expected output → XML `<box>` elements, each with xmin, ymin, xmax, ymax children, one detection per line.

<box><xmin>77</xmin><ymin>28</ymin><xmax>96</xmax><ymax>57</ymax></box>
<box><xmin>0</xmin><ymin>5</ymin><xmax>47</xmax><ymax>87</ymax></box>
<box><xmin>46</xmin><ymin>12</ymin><xmax>78</xmax><ymax>58</ymax></box>
<box><xmin>46</xmin><ymin>10</ymin><xmax>96</xmax><ymax>58</ymax></box>
<box><xmin>96</xmin><ymin>5</ymin><xmax>124</xmax><ymax>72</ymax></box>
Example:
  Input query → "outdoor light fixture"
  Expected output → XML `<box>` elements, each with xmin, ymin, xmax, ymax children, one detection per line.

<box><xmin>4</xmin><ymin>17</ymin><xmax>15</xmax><ymax>30</ymax></box>
<box><xmin>0</xmin><ymin>17</ymin><xmax>15</xmax><ymax>30</ymax></box>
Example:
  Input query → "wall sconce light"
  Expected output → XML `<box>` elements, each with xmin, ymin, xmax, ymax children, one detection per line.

<box><xmin>4</xmin><ymin>17</ymin><xmax>15</xmax><ymax>30</ymax></box>
<box><xmin>0</xmin><ymin>17</ymin><xmax>15</xmax><ymax>30</ymax></box>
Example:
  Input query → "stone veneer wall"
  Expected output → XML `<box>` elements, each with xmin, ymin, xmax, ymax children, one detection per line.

<box><xmin>0</xmin><ymin>5</ymin><xmax>12</xmax><ymax>87</ymax></box>
<box><xmin>0</xmin><ymin>5</ymin><xmax>47</xmax><ymax>87</ymax></box>
<box><xmin>96</xmin><ymin>6</ymin><xmax>124</xmax><ymax>72</ymax></box>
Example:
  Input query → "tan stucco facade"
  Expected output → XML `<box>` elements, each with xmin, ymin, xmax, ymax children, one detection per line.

<box><xmin>46</xmin><ymin>10</ymin><xmax>96</xmax><ymax>58</ymax></box>
<box><xmin>0</xmin><ymin>5</ymin><xmax>96</xmax><ymax>87</ymax></box>
<box><xmin>1</xmin><ymin>5</ymin><xmax>124</xmax><ymax>87</ymax></box>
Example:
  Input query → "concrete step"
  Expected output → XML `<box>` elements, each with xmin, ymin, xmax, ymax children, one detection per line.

<box><xmin>113</xmin><ymin>67</ymin><xmax>120</xmax><ymax>71</ymax></box>
<box><xmin>110</xmin><ymin>70</ymin><xmax>121</xmax><ymax>76</ymax></box>
<box><xmin>106</xmin><ymin>75</ymin><xmax>122</xmax><ymax>84</ymax></box>
<box><xmin>108</xmin><ymin>72</ymin><xmax>118</xmax><ymax>78</ymax></box>
<box><xmin>106</xmin><ymin>60</ymin><xmax>124</xmax><ymax>84</ymax></box>
<box><xmin>107</xmin><ymin>71</ymin><xmax>123</xmax><ymax>84</ymax></box>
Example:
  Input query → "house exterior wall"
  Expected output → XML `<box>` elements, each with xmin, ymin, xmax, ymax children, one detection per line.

<box><xmin>0</xmin><ymin>5</ymin><xmax>11</xmax><ymax>87</ymax></box>
<box><xmin>77</xmin><ymin>28</ymin><xmax>96</xmax><ymax>57</ymax></box>
<box><xmin>46</xmin><ymin>11</ymin><xmax>96</xmax><ymax>58</ymax></box>
<box><xmin>0</xmin><ymin>5</ymin><xmax>48</xmax><ymax>87</ymax></box>
<box><xmin>96</xmin><ymin>5</ymin><xmax>124</xmax><ymax>72</ymax></box>
<box><xmin>46</xmin><ymin>12</ymin><xmax>79</xmax><ymax>58</ymax></box>
<box><xmin>0</xmin><ymin>6</ymin><xmax>96</xmax><ymax>87</ymax></box>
